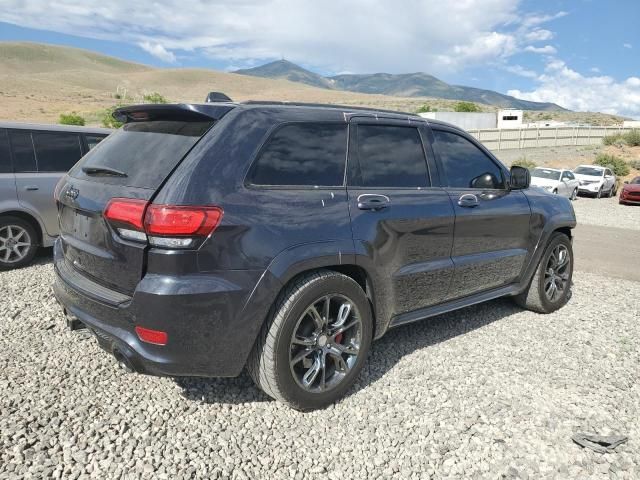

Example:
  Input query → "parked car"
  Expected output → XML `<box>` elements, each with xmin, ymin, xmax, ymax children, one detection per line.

<box><xmin>619</xmin><ymin>176</ymin><xmax>640</xmax><ymax>205</ymax></box>
<box><xmin>53</xmin><ymin>101</ymin><xmax>576</xmax><ymax>410</ymax></box>
<box><xmin>530</xmin><ymin>167</ymin><xmax>580</xmax><ymax>200</ymax></box>
<box><xmin>573</xmin><ymin>165</ymin><xmax>617</xmax><ymax>198</ymax></box>
<box><xmin>0</xmin><ymin>123</ymin><xmax>110</xmax><ymax>269</ymax></box>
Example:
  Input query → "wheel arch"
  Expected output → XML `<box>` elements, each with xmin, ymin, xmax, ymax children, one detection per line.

<box><xmin>0</xmin><ymin>209</ymin><xmax>44</xmax><ymax>246</ymax></box>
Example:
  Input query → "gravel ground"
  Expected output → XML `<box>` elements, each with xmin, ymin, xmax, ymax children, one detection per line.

<box><xmin>1</xmin><ymin>259</ymin><xmax>639</xmax><ymax>479</ymax></box>
<box><xmin>571</xmin><ymin>195</ymin><xmax>640</xmax><ymax>231</ymax></box>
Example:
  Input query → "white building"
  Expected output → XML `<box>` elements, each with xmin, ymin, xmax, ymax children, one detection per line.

<box><xmin>623</xmin><ymin>120</ymin><xmax>640</xmax><ymax>128</ymax></box>
<box><xmin>496</xmin><ymin>109</ymin><xmax>523</xmax><ymax>129</ymax></box>
<box><xmin>418</xmin><ymin>109</ymin><xmax>523</xmax><ymax>131</ymax></box>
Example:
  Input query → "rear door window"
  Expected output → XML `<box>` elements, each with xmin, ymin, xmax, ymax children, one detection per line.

<box><xmin>70</xmin><ymin>120</ymin><xmax>213</xmax><ymax>189</ymax></box>
<box><xmin>432</xmin><ymin>130</ymin><xmax>505</xmax><ymax>189</ymax></box>
<box><xmin>353</xmin><ymin>125</ymin><xmax>429</xmax><ymax>188</ymax></box>
<box><xmin>85</xmin><ymin>134</ymin><xmax>108</xmax><ymax>151</ymax></box>
<box><xmin>32</xmin><ymin>131</ymin><xmax>83</xmax><ymax>172</ymax></box>
<box><xmin>8</xmin><ymin>130</ymin><xmax>37</xmax><ymax>173</ymax></box>
<box><xmin>0</xmin><ymin>129</ymin><xmax>11</xmax><ymax>173</ymax></box>
<box><xmin>249</xmin><ymin>123</ymin><xmax>347</xmax><ymax>186</ymax></box>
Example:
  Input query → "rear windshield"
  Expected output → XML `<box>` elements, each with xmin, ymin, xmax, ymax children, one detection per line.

<box><xmin>69</xmin><ymin>120</ymin><xmax>213</xmax><ymax>189</ymax></box>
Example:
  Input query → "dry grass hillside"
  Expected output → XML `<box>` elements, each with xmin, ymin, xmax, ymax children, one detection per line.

<box><xmin>0</xmin><ymin>42</ymin><xmax>470</xmax><ymax>125</ymax></box>
<box><xmin>0</xmin><ymin>42</ymin><xmax>628</xmax><ymax>127</ymax></box>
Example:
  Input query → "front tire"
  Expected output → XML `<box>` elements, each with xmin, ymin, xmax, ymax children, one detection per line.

<box><xmin>0</xmin><ymin>216</ymin><xmax>38</xmax><ymax>270</ymax></box>
<box><xmin>248</xmin><ymin>270</ymin><xmax>373</xmax><ymax>411</ymax></box>
<box><xmin>570</xmin><ymin>188</ymin><xmax>578</xmax><ymax>201</ymax></box>
<box><xmin>514</xmin><ymin>232</ymin><xmax>573</xmax><ymax>313</ymax></box>
<box><xmin>596</xmin><ymin>187</ymin><xmax>603</xmax><ymax>199</ymax></box>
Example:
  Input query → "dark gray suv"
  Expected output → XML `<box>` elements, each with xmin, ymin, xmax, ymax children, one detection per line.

<box><xmin>53</xmin><ymin>100</ymin><xmax>576</xmax><ymax>410</ymax></box>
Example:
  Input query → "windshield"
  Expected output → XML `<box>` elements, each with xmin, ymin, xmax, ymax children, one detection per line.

<box><xmin>69</xmin><ymin>120</ymin><xmax>214</xmax><ymax>189</ymax></box>
<box><xmin>574</xmin><ymin>166</ymin><xmax>603</xmax><ymax>177</ymax></box>
<box><xmin>631</xmin><ymin>176</ymin><xmax>640</xmax><ymax>184</ymax></box>
<box><xmin>531</xmin><ymin>168</ymin><xmax>561</xmax><ymax>180</ymax></box>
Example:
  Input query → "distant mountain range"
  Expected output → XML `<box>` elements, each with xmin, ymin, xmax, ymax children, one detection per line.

<box><xmin>235</xmin><ymin>60</ymin><xmax>566</xmax><ymax>111</ymax></box>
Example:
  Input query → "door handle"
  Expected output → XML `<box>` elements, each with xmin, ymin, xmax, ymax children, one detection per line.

<box><xmin>357</xmin><ymin>194</ymin><xmax>390</xmax><ymax>211</ymax></box>
<box><xmin>24</xmin><ymin>185</ymin><xmax>39</xmax><ymax>191</ymax></box>
<box><xmin>457</xmin><ymin>193</ymin><xmax>479</xmax><ymax>208</ymax></box>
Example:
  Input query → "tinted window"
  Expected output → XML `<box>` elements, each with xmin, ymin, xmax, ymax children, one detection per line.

<box><xmin>85</xmin><ymin>134</ymin><xmax>108</xmax><ymax>151</ymax></box>
<box><xmin>8</xmin><ymin>130</ymin><xmax>36</xmax><ymax>172</ymax></box>
<box><xmin>433</xmin><ymin>130</ymin><xmax>505</xmax><ymax>189</ymax></box>
<box><xmin>566</xmin><ymin>172</ymin><xmax>575</xmax><ymax>180</ymax></box>
<box><xmin>32</xmin><ymin>132</ymin><xmax>83</xmax><ymax>172</ymax></box>
<box><xmin>354</xmin><ymin>125</ymin><xmax>428</xmax><ymax>188</ymax></box>
<box><xmin>250</xmin><ymin>123</ymin><xmax>347</xmax><ymax>186</ymax></box>
<box><xmin>0</xmin><ymin>129</ymin><xmax>11</xmax><ymax>173</ymax></box>
<box><xmin>70</xmin><ymin>120</ymin><xmax>213</xmax><ymax>189</ymax></box>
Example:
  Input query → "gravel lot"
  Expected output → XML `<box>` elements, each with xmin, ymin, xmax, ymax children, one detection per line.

<box><xmin>1</xmin><ymin>259</ymin><xmax>639</xmax><ymax>479</ymax></box>
<box><xmin>572</xmin><ymin>195</ymin><xmax>640</xmax><ymax>231</ymax></box>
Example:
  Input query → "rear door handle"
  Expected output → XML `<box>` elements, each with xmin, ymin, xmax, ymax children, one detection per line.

<box><xmin>457</xmin><ymin>193</ymin><xmax>479</xmax><ymax>208</ymax></box>
<box><xmin>357</xmin><ymin>194</ymin><xmax>390</xmax><ymax>211</ymax></box>
<box><xmin>24</xmin><ymin>185</ymin><xmax>39</xmax><ymax>191</ymax></box>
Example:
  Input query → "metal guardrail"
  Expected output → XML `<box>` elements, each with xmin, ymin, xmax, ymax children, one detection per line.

<box><xmin>469</xmin><ymin>126</ymin><xmax>635</xmax><ymax>151</ymax></box>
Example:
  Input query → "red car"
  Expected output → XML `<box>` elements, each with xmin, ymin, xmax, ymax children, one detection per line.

<box><xmin>619</xmin><ymin>176</ymin><xmax>640</xmax><ymax>205</ymax></box>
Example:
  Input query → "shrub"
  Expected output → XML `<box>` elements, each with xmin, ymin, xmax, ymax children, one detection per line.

<box><xmin>416</xmin><ymin>104</ymin><xmax>434</xmax><ymax>113</ymax></box>
<box><xmin>512</xmin><ymin>157</ymin><xmax>537</xmax><ymax>170</ymax></box>
<box><xmin>628</xmin><ymin>159</ymin><xmax>640</xmax><ymax>171</ymax></box>
<box><xmin>594</xmin><ymin>153</ymin><xmax>630</xmax><ymax>177</ymax></box>
<box><xmin>602</xmin><ymin>133</ymin><xmax>625</xmax><ymax>146</ymax></box>
<box><xmin>142</xmin><ymin>92</ymin><xmax>168</xmax><ymax>104</ymax></box>
<box><xmin>58</xmin><ymin>112</ymin><xmax>85</xmax><ymax>126</ymax></box>
<box><xmin>454</xmin><ymin>101</ymin><xmax>481</xmax><ymax>112</ymax></box>
<box><xmin>101</xmin><ymin>106</ymin><xmax>124</xmax><ymax>129</ymax></box>
<box><xmin>624</xmin><ymin>129</ymin><xmax>640</xmax><ymax>147</ymax></box>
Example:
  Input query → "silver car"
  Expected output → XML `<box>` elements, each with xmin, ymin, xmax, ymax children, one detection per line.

<box><xmin>0</xmin><ymin>122</ymin><xmax>111</xmax><ymax>269</ymax></box>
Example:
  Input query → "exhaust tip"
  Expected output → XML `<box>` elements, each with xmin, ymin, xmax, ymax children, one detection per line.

<box><xmin>112</xmin><ymin>348</ymin><xmax>135</xmax><ymax>373</ymax></box>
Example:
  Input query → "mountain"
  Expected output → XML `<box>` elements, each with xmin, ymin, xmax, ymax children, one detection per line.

<box><xmin>235</xmin><ymin>59</ymin><xmax>334</xmax><ymax>89</ymax></box>
<box><xmin>236</xmin><ymin>61</ymin><xmax>565</xmax><ymax>111</ymax></box>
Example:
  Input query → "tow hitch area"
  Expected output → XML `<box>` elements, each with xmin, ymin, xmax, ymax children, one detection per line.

<box><xmin>63</xmin><ymin>310</ymin><xmax>86</xmax><ymax>331</ymax></box>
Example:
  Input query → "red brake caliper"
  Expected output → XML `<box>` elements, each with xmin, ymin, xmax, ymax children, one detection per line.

<box><xmin>334</xmin><ymin>332</ymin><xmax>343</xmax><ymax>344</ymax></box>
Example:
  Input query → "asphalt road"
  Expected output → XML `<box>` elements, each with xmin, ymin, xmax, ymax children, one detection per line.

<box><xmin>573</xmin><ymin>224</ymin><xmax>640</xmax><ymax>282</ymax></box>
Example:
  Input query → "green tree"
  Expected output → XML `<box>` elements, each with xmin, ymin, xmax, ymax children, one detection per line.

<box><xmin>454</xmin><ymin>101</ymin><xmax>481</xmax><ymax>113</ymax></box>
<box><xmin>59</xmin><ymin>112</ymin><xmax>85</xmax><ymax>126</ymax></box>
<box><xmin>142</xmin><ymin>92</ymin><xmax>169</xmax><ymax>104</ymax></box>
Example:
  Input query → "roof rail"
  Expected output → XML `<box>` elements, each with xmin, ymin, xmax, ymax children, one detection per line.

<box><xmin>241</xmin><ymin>100</ymin><xmax>418</xmax><ymax>117</ymax></box>
<box><xmin>205</xmin><ymin>92</ymin><xmax>233</xmax><ymax>103</ymax></box>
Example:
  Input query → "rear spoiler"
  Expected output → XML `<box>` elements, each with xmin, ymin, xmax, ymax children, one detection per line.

<box><xmin>113</xmin><ymin>103</ymin><xmax>236</xmax><ymax>124</ymax></box>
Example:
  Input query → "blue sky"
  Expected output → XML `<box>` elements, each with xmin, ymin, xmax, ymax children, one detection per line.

<box><xmin>1</xmin><ymin>0</ymin><xmax>639</xmax><ymax>116</ymax></box>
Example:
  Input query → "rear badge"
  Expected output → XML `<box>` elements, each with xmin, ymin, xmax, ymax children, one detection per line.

<box><xmin>65</xmin><ymin>186</ymin><xmax>79</xmax><ymax>199</ymax></box>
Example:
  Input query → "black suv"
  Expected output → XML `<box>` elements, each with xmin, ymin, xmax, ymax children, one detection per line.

<box><xmin>53</xmin><ymin>100</ymin><xmax>576</xmax><ymax>410</ymax></box>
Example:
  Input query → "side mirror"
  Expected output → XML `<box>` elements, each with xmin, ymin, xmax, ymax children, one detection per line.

<box><xmin>509</xmin><ymin>166</ymin><xmax>530</xmax><ymax>190</ymax></box>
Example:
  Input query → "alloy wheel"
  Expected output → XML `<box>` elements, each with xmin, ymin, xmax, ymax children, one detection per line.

<box><xmin>544</xmin><ymin>244</ymin><xmax>570</xmax><ymax>302</ymax></box>
<box><xmin>289</xmin><ymin>294</ymin><xmax>362</xmax><ymax>393</ymax></box>
<box><xmin>0</xmin><ymin>225</ymin><xmax>32</xmax><ymax>264</ymax></box>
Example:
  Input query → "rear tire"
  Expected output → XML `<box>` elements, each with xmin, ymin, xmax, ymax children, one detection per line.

<box><xmin>248</xmin><ymin>270</ymin><xmax>373</xmax><ymax>411</ymax></box>
<box><xmin>514</xmin><ymin>232</ymin><xmax>573</xmax><ymax>313</ymax></box>
<box><xmin>0</xmin><ymin>216</ymin><xmax>38</xmax><ymax>271</ymax></box>
<box><xmin>570</xmin><ymin>188</ymin><xmax>578</xmax><ymax>201</ymax></box>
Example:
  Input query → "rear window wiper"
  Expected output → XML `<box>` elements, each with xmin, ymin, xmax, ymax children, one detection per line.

<box><xmin>82</xmin><ymin>166</ymin><xmax>128</xmax><ymax>177</ymax></box>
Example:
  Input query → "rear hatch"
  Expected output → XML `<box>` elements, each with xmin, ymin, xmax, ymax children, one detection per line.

<box><xmin>56</xmin><ymin>104</ymin><xmax>233</xmax><ymax>296</ymax></box>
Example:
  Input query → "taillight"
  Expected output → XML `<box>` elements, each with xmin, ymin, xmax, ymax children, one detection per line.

<box><xmin>103</xmin><ymin>198</ymin><xmax>223</xmax><ymax>248</ymax></box>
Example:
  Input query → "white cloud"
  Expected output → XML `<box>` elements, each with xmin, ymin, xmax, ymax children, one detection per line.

<box><xmin>524</xmin><ymin>45</ymin><xmax>557</xmax><ymax>54</ymax></box>
<box><xmin>138</xmin><ymin>42</ymin><xmax>176</xmax><ymax>63</ymax></box>
<box><xmin>0</xmin><ymin>0</ymin><xmax>564</xmax><ymax>74</ymax></box>
<box><xmin>590</xmin><ymin>67</ymin><xmax>601</xmax><ymax>73</ymax></box>
<box><xmin>508</xmin><ymin>59</ymin><xmax>640</xmax><ymax>117</ymax></box>
<box><xmin>524</xmin><ymin>29</ymin><xmax>554</xmax><ymax>42</ymax></box>
<box><xmin>623</xmin><ymin>43</ymin><xmax>633</xmax><ymax>49</ymax></box>
<box><xmin>504</xmin><ymin>64</ymin><xmax>539</xmax><ymax>79</ymax></box>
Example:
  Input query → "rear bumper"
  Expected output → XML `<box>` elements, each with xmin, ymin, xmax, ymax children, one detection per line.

<box><xmin>53</xmin><ymin>238</ymin><xmax>280</xmax><ymax>377</ymax></box>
